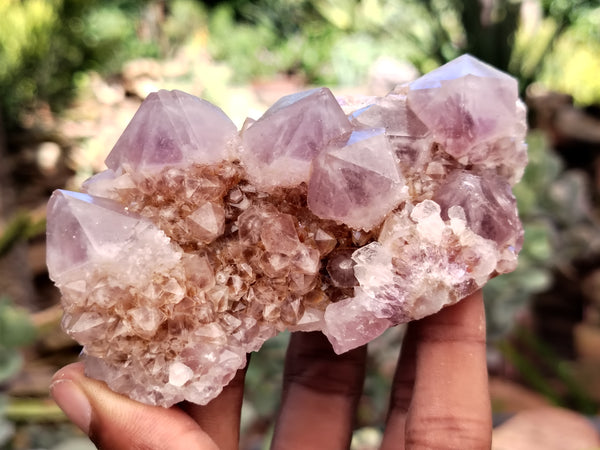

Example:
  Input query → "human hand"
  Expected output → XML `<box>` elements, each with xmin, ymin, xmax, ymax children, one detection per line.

<box><xmin>50</xmin><ymin>290</ymin><xmax>491</xmax><ymax>449</ymax></box>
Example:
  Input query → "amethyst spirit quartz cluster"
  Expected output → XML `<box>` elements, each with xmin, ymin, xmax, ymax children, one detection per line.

<box><xmin>47</xmin><ymin>55</ymin><xmax>527</xmax><ymax>407</ymax></box>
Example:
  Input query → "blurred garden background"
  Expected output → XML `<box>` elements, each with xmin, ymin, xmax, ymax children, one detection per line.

<box><xmin>1</xmin><ymin>0</ymin><xmax>600</xmax><ymax>448</ymax></box>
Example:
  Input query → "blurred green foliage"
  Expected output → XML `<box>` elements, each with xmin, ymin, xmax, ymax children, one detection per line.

<box><xmin>538</xmin><ymin>17</ymin><xmax>600</xmax><ymax>104</ymax></box>
<box><xmin>1</xmin><ymin>0</ymin><xmax>600</xmax><ymax>129</ymax></box>
<box><xmin>0</xmin><ymin>396</ymin><xmax>14</xmax><ymax>448</ymax></box>
<box><xmin>204</xmin><ymin>0</ymin><xmax>600</xmax><ymax>102</ymax></box>
<box><xmin>244</xmin><ymin>332</ymin><xmax>288</xmax><ymax>419</ymax></box>
<box><xmin>0</xmin><ymin>0</ymin><xmax>157</xmax><ymax>129</ymax></box>
<box><xmin>206</xmin><ymin>0</ymin><xmax>466</xmax><ymax>85</ymax></box>
<box><xmin>0</xmin><ymin>297</ymin><xmax>36</xmax><ymax>384</ymax></box>
<box><xmin>0</xmin><ymin>212</ymin><xmax>53</xmax><ymax>445</ymax></box>
<box><xmin>511</xmin><ymin>0</ymin><xmax>600</xmax><ymax>104</ymax></box>
<box><xmin>0</xmin><ymin>298</ymin><xmax>36</xmax><ymax>446</ymax></box>
<box><xmin>0</xmin><ymin>214</ymin><xmax>46</xmax><ymax>259</ymax></box>
<box><xmin>499</xmin><ymin>327</ymin><xmax>598</xmax><ymax>414</ymax></box>
<box><xmin>0</xmin><ymin>0</ymin><xmax>56</xmax><ymax>114</ymax></box>
<box><xmin>0</xmin><ymin>212</ymin><xmax>42</xmax><ymax>383</ymax></box>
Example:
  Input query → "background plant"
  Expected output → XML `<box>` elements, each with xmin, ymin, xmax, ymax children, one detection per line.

<box><xmin>0</xmin><ymin>298</ymin><xmax>36</xmax><ymax>447</ymax></box>
<box><xmin>3</xmin><ymin>0</ymin><xmax>600</xmax><ymax>131</ymax></box>
<box><xmin>0</xmin><ymin>0</ymin><xmax>157</xmax><ymax>130</ymax></box>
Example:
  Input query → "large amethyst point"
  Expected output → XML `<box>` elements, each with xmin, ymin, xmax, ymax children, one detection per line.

<box><xmin>105</xmin><ymin>90</ymin><xmax>238</xmax><ymax>173</ymax></box>
<box><xmin>240</xmin><ymin>87</ymin><xmax>353</xmax><ymax>189</ymax></box>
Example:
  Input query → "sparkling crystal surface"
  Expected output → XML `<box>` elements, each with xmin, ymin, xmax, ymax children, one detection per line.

<box><xmin>47</xmin><ymin>54</ymin><xmax>527</xmax><ymax>407</ymax></box>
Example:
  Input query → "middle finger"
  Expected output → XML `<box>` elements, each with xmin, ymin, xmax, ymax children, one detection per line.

<box><xmin>271</xmin><ymin>331</ymin><xmax>367</xmax><ymax>450</ymax></box>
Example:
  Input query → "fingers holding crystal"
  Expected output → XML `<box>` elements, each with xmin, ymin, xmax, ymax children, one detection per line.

<box><xmin>379</xmin><ymin>324</ymin><xmax>419</xmax><ymax>450</ymax></box>
<box><xmin>271</xmin><ymin>332</ymin><xmax>367</xmax><ymax>450</ymax></box>
<box><xmin>47</xmin><ymin>54</ymin><xmax>527</xmax><ymax>409</ymax></box>
<box><xmin>50</xmin><ymin>363</ymin><xmax>219</xmax><ymax>450</ymax></box>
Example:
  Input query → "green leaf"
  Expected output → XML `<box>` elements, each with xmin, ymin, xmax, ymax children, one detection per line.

<box><xmin>0</xmin><ymin>348</ymin><xmax>23</xmax><ymax>383</ymax></box>
<box><xmin>313</xmin><ymin>0</ymin><xmax>355</xmax><ymax>30</ymax></box>
<box><xmin>522</xmin><ymin>222</ymin><xmax>553</xmax><ymax>262</ymax></box>
<box><xmin>0</xmin><ymin>214</ymin><xmax>31</xmax><ymax>258</ymax></box>
<box><xmin>0</xmin><ymin>300</ymin><xmax>36</xmax><ymax>348</ymax></box>
<box><xmin>5</xmin><ymin>397</ymin><xmax>66</xmax><ymax>422</ymax></box>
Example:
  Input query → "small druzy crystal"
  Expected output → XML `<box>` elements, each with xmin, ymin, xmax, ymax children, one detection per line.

<box><xmin>47</xmin><ymin>54</ymin><xmax>527</xmax><ymax>407</ymax></box>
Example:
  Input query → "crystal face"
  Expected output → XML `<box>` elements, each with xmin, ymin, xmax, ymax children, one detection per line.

<box><xmin>105</xmin><ymin>89</ymin><xmax>238</xmax><ymax>173</ymax></box>
<box><xmin>407</xmin><ymin>54</ymin><xmax>527</xmax><ymax>184</ymax></box>
<box><xmin>47</xmin><ymin>55</ymin><xmax>527</xmax><ymax>407</ymax></box>
<box><xmin>240</xmin><ymin>87</ymin><xmax>353</xmax><ymax>189</ymax></box>
<box><xmin>307</xmin><ymin>128</ymin><xmax>408</xmax><ymax>230</ymax></box>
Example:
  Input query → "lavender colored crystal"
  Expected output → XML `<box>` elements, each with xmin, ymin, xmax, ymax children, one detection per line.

<box><xmin>105</xmin><ymin>90</ymin><xmax>238</xmax><ymax>173</ymax></box>
<box><xmin>433</xmin><ymin>171</ymin><xmax>523</xmax><ymax>251</ymax></box>
<box><xmin>407</xmin><ymin>54</ymin><xmax>526</xmax><ymax>183</ymax></box>
<box><xmin>47</xmin><ymin>54</ymin><xmax>528</xmax><ymax>407</ymax></box>
<box><xmin>240</xmin><ymin>87</ymin><xmax>353</xmax><ymax>189</ymax></box>
<box><xmin>47</xmin><ymin>190</ymin><xmax>172</xmax><ymax>279</ymax></box>
<box><xmin>349</xmin><ymin>91</ymin><xmax>429</xmax><ymax>138</ymax></box>
<box><xmin>308</xmin><ymin>128</ymin><xmax>408</xmax><ymax>230</ymax></box>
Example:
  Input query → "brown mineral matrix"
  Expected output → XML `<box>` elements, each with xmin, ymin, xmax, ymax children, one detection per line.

<box><xmin>47</xmin><ymin>55</ymin><xmax>527</xmax><ymax>406</ymax></box>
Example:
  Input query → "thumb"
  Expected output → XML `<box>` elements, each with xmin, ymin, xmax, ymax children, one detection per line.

<box><xmin>50</xmin><ymin>362</ymin><xmax>218</xmax><ymax>450</ymax></box>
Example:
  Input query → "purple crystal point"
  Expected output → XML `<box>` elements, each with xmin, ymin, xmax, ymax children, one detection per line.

<box><xmin>105</xmin><ymin>90</ymin><xmax>238</xmax><ymax>173</ymax></box>
<box><xmin>47</xmin><ymin>190</ymin><xmax>145</xmax><ymax>280</ymax></box>
<box><xmin>408</xmin><ymin>54</ymin><xmax>519</xmax><ymax>163</ymax></box>
<box><xmin>433</xmin><ymin>171</ymin><xmax>523</xmax><ymax>250</ymax></box>
<box><xmin>308</xmin><ymin>128</ymin><xmax>408</xmax><ymax>230</ymax></box>
<box><xmin>47</xmin><ymin>190</ymin><xmax>180</xmax><ymax>286</ymax></box>
<box><xmin>323</xmin><ymin>295</ymin><xmax>392</xmax><ymax>354</ymax></box>
<box><xmin>349</xmin><ymin>92</ymin><xmax>433</xmax><ymax>171</ymax></box>
<box><xmin>240</xmin><ymin>87</ymin><xmax>353</xmax><ymax>188</ymax></box>
<box><xmin>410</xmin><ymin>54</ymin><xmax>514</xmax><ymax>90</ymax></box>
<box><xmin>350</xmin><ymin>93</ymin><xmax>429</xmax><ymax>138</ymax></box>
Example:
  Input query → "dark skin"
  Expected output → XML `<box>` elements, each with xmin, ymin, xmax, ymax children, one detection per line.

<box><xmin>50</xmin><ymin>290</ymin><xmax>492</xmax><ymax>449</ymax></box>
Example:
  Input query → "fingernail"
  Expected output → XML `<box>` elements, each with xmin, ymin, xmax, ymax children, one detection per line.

<box><xmin>50</xmin><ymin>379</ymin><xmax>92</xmax><ymax>434</ymax></box>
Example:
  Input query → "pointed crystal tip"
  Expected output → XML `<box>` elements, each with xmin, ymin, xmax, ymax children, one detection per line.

<box><xmin>409</xmin><ymin>54</ymin><xmax>517</xmax><ymax>90</ymax></box>
<box><xmin>46</xmin><ymin>190</ymin><xmax>138</xmax><ymax>279</ymax></box>
<box><xmin>240</xmin><ymin>87</ymin><xmax>353</xmax><ymax>189</ymax></box>
<box><xmin>105</xmin><ymin>90</ymin><xmax>238</xmax><ymax>173</ymax></box>
<box><xmin>407</xmin><ymin>54</ymin><xmax>521</xmax><ymax>162</ymax></box>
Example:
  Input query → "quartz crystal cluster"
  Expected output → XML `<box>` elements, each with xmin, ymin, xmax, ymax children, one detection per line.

<box><xmin>47</xmin><ymin>55</ymin><xmax>527</xmax><ymax>407</ymax></box>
